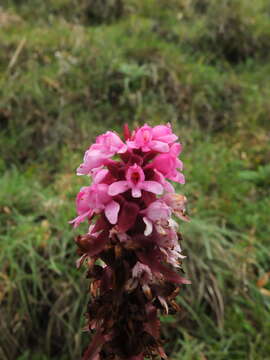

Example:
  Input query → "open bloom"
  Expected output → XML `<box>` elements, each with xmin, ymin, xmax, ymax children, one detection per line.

<box><xmin>76</xmin><ymin>147</ymin><xmax>107</xmax><ymax>176</ymax></box>
<box><xmin>127</xmin><ymin>124</ymin><xmax>177</xmax><ymax>153</ymax></box>
<box><xmin>95</xmin><ymin>131</ymin><xmax>127</xmax><ymax>155</ymax></box>
<box><xmin>70</xmin><ymin>184</ymin><xmax>120</xmax><ymax>227</ymax></box>
<box><xmin>77</xmin><ymin>131</ymin><xmax>127</xmax><ymax>175</ymax></box>
<box><xmin>108</xmin><ymin>164</ymin><xmax>163</xmax><ymax>198</ymax></box>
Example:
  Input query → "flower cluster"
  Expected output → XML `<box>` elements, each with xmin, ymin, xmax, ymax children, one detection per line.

<box><xmin>71</xmin><ymin>124</ymin><xmax>190</xmax><ymax>360</ymax></box>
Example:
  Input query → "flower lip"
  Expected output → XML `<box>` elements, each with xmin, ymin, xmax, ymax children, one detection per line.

<box><xmin>131</xmin><ymin>171</ymin><xmax>140</xmax><ymax>184</ymax></box>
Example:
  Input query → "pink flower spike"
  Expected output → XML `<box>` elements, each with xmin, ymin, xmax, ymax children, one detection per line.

<box><xmin>71</xmin><ymin>124</ymin><xmax>190</xmax><ymax>359</ymax></box>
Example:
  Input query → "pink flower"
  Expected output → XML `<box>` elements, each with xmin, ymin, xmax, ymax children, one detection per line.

<box><xmin>127</xmin><ymin>124</ymin><xmax>176</xmax><ymax>153</ymax></box>
<box><xmin>151</xmin><ymin>143</ymin><xmax>185</xmax><ymax>184</ymax></box>
<box><xmin>152</xmin><ymin>124</ymin><xmax>178</xmax><ymax>144</ymax></box>
<box><xmin>95</xmin><ymin>131</ymin><xmax>127</xmax><ymax>155</ymax></box>
<box><xmin>70</xmin><ymin>187</ymin><xmax>94</xmax><ymax>228</ymax></box>
<box><xmin>77</xmin><ymin>148</ymin><xmax>108</xmax><ymax>176</ymax></box>
<box><xmin>108</xmin><ymin>164</ymin><xmax>163</xmax><ymax>198</ymax></box>
<box><xmin>70</xmin><ymin>184</ymin><xmax>120</xmax><ymax>227</ymax></box>
<box><xmin>77</xmin><ymin>131</ymin><xmax>127</xmax><ymax>175</ymax></box>
<box><xmin>141</xmin><ymin>200</ymin><xmax>171</xmax><ymax>236</ymax></box>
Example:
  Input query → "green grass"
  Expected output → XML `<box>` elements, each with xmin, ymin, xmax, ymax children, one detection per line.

<box><xmin>1</xmin><ymin>1</ymin><xmax>270</xmax><ymax>359</ymax></box>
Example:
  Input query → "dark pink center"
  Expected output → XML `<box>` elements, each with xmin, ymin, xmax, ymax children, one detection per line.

<box><xmin>131</xmin><ymin>171</ymin><xmax>140</xmax><ymax>184</ymax></box>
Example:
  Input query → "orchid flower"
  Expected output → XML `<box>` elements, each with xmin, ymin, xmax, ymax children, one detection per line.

<box><xmin>108</xmin><ymin>164</ymin><xmax>163</xmax><ymax>198</ymax></box>
<box><xmin>127</xmin><ymin>123</ymin><xmax>177</xmax><ymax>152</ymax></box>
<box><xmin>151</xmin><ymin>143</ymin><xmax>185</xmax><ymax>184</ymax></box>
<box><xmin>77</xmin><ymin>131</ymin><xmax>127</xmax><ymax>175</ymax></box>
<box><xmin>70</xmin><ymin>183</ymin><xmax>120</xmax><ymax>227</ymax></box>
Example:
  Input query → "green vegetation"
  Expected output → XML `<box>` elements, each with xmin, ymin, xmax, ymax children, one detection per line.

<box><xmin>0</xmin><ymin>0</ymin><xmax>269</xmax><ymax>359</ymax></box>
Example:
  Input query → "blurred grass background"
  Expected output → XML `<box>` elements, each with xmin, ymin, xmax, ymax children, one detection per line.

<box><xmin>0</xmin><ymin>0</ymin><xmax>270</xmax><ymax>359</ymax></box>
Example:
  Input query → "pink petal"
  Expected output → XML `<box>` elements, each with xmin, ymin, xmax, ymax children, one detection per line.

<box><xmin>117</xmin><ymin>144</ymin><xmax>128</xmax><ymax>153</ymax></box>
<box><xmin>69</xmin><ymin>210</ymin><xmax>92</xmax><ymax>228</ymax></box>
<box><xmin>170</xmin><ymin>142</ymin><xmax>182</xmax><ymax>156</ymax></box>
<box><xmin>151</xmin><ymin>141</ymin><xmax>169</xmax><ymax>153</ymax></box>
<box><xmin>176</xmin><ymin>158</ymin><xmax>183</xmax><ymax>171</ymax></box>
<box><xmin>141</xmin><ymin>145</ymin><xmax>152</xmax><ymax>152</ymax></box>
<box><xmin>92</xmin><ymin>168</ymin><xmax>109</xmax><ymax>184</ymax></box>
<box><xmin>145</xmin><ymin>200</ymin><xmax>171</xmax><ymax>221</ymax></box>
<box><xmin>142</xmin><ymin>181</ymin><xmax>163</xmax><ymax>195</ymax></box>
<box><xmin>76</xmin><ymin>149</ymin><xmax>106</xmax><ymax>176</ymax></box>
<box><xmin>171</xmin><ymin>172</ymin><xmax>185</xmax><ymax>184</ymax></box>
<box><xmin>108</xmin><ymin>181</ymin><xmax>129</xmax><ymax>196</ymax></box>
<box><xmin>163</xmin><ymin>180</ymin><xmax>175</xmax><ymax>192</ymax></box>
<box><xmin>105</xmin><ymin>200</ymin><xmax>120</xmax><ymax>224</ymax></box>
<box><xmin>158</xmin><ymin>134</ymin><xmax>178</xmax><ymax>143</ymax></box>
<box><xmin>154</xmin><ymin>170</ymin><xmax>175</xmax><ymax>193</ymax></box>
